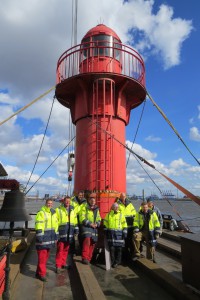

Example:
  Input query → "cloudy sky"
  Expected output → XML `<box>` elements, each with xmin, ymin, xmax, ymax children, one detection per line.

<box><xmin>0</xmin><ymin>0</ymin><xmax>200</xmax><ymax>198</ymax></box>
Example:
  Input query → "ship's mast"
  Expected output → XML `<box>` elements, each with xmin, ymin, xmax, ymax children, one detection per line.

<box><xmin>71</xmin><ymin>0</ymin><xmax>78</xmax><ymax>46</ymax></box>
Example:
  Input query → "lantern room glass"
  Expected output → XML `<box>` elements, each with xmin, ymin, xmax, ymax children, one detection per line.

<box><xmin>81</xmin><ymin>35</ymin><xmax>122</xmax><ymax>60</ymax></box>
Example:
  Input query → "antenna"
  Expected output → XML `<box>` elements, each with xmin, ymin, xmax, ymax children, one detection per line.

<box><xmin>97</xmin><ymin>17</ymin><xmax>104</xmax><ymax>25</ymax></box>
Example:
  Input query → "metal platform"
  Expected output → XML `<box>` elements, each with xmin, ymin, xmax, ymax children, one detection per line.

<box><xmin>1</xmin><ymin>230</ymin><xmax>199</xmax><ymax>300</ymax></box>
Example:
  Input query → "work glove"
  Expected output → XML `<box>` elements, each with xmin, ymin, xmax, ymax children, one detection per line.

<box><xmin>133</xmin><ymin>233</ymin><xmax>138</xmax><ymax>239</ymax></box>
<box><xmin>155</xmin><ymin>233</ymin><xmax>160</xmax><ymax>239</ymax></box>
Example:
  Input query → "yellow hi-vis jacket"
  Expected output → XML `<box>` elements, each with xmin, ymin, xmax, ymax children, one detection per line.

<box><xmin>70</xmin><ymin>196</ymin><xmax>87</xmax><ymax>222</ymax></box>
<box><xmin>56</xmin><ymin>204</ymin><xmax>79</xmax><ymax>243</ymax></box>
<box><xmin>79</xmin><ymin>204</ymin><xmax>101</xmax><ymax>242</ymax></box>
<box><xmin>116</xmin><ymin>198</ymin><xmax>136</xmax><ymax>229</ymax></box>
<box><xmin>104</xmin><ymin>210</ymin><xmax>127</xmax><ymax>247</ymax></box>
<box><xmin>35</xmin><ymin>205</ymin><xmax>58</xmax><ymax>250</ymax></box>
<box><xmin>133</xmin><ymin>209</ymin><xmax>161</xmax><ymax>241</ymax></box>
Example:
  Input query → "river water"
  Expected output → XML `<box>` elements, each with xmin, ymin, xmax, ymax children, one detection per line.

<box><xmin>0</xmin><ymin>198</ymin><xmax>200</xmax><ymax>233</ymax></box>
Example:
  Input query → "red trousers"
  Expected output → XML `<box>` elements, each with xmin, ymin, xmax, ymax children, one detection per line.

<box><xmin>36</xmin><ymin>249</ymin><xmax>50</xmax><ymax>277</ymax></box>
<box><xmin>55</xmin><ymin>241</ymin><xmax>70</xmax><ymax>268</ymax></box>
<box><xmin>82</xmin><ymin>237</ymin><xmax>95</xmax><ymax>262</ymax></box>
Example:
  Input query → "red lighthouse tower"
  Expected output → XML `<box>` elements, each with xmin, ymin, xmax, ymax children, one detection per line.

<box><xmin>55</xmin><ymin>24</ymin><xmax>146</xmax><ymax>217</ymax></box>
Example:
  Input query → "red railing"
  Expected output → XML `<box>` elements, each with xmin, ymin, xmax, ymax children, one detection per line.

<box><xmin>0</xmin><ymin>255</ymin><xmax>6</xmax><ymax>296</ymax></box>
<box><xmin>56</xmin><ymin>41</ymin><xmax>145</xmax><ymax>86</ymax></box>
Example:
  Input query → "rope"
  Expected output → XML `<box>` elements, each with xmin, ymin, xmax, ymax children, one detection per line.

<box><xmin>25</xmin><ymin>136</ymin><xmax>76</xmax><ymax>195</ymax></box>
<box><xmin>126</xmin><ymin>100</ymin><xmax>146</xmax><ymax>167</ymax></box>
<box><xmin>0</xmin><ymin>86</ymin><xmax>55</xmax><ymax>127</ymax></box>
<box><xmin>147</xmin><ymin>90</ymin><xmax>200</xmax><ymax>166</ymax></box>
<box><xmin>162</xmin><ymin>197</ymin><xmax>183</xmax><ymax>220</ymax></box>
<box><xmin>132</xmin><ymin>154</ymin><xmax>162</xmax><ymax>194</ymax></box>
<box><xmin>87</xmin><ymin>116</ymin><xmax>200</xmax><ymax>207</ymax></box>
<box><xmin>24</xmin><ymin>96</ymin><xmax>55</xmax><ymax>191</ymax></box>
<box><xmin>87</xmin><ymin>117</ymin><xmax>196</xmax><ymax>229</ymax></box>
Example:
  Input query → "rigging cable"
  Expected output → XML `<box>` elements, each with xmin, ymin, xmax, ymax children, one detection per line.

<box><xmin>66</xmin><ymin>0</ymin><xmax>78</xmax><ymax>194</ymax></box>
<box><xmin>87</xmin><ymin>116</ymin><xmax>200</xmax><ymax>207</ymax></box>
<box><xmin>147</xmin><ymin>90</ymin><xmax>200</xmax><ymax>166</ymax></box>
<box><xmin>71</xmin><ymin>0</ymin><xmax>77</xmax><ymax>149</ymax></box>
<box><xmin>25</xmin><ymin>136</ymin><xmax>76</xmax><ymax>195</ymax></box>
<box><xmin>0</xmin><ymin>86</ymin><xmax>55</xmax><ymax>127</ymax></box>
<box><xmin>87</xmin><ymin>117</ymin><xmax>195</xmax><ymax>229</ymax></box>
<box><xmin>126</xmin><ymin>99</ymin><xmax>146</xmax><ymax>167</ymax></box>
<box><xmin>24</xmin><ymin>96</ymin><xmax>56</xmax><ymax>191</ymax></box>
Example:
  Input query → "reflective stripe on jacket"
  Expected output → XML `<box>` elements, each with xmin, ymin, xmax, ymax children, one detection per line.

<box><xmin>133</xmin><ymin>210</ymin><xmax>161</xmax><ymax>240</ymax></box>
<box><xmin>104</xmin><ymin>210</ymin><xmax>127</xmax><ymax>247</ymax></box>
<box><xmin>116</xmin><ymin>198</ymin><xmax>136</xmax><ymax>228</ymax></box>
<box><xmin>35</xmin><ymin>206</ymin><xmax>58</xmax><ymax>250</ymax></box>
<box><xmin>79</xmin><ymin>205</ymin><xmax>101</xmax><ymax>242</ymax></box>
<box><xmin>56</xmin><ymin>204</ymin><xmax>79</xmax><ymax>243</ymax></box>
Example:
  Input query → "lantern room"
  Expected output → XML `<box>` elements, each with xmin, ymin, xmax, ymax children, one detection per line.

<box><xmin>80</xmin><ymin>24</ymin><xmax>122</xmax><ymax>73</ymax></box>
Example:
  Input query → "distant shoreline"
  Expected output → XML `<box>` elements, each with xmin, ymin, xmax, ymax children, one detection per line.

<box><xmin>0</xmin><ymin>196</ymin><xmax>193</xmax><ymax>201</ymax></box>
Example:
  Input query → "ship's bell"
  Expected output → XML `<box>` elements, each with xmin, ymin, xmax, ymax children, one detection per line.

<box><xmin>0</xmin><ymin>190</ymin><xmax>32</xmax><ymax>222</ymax></box>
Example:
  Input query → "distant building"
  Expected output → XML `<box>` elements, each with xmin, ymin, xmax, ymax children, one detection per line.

<box><xmin>161</xmin><ymin>190</ymin><xmax>175</xmax><ymax>199</ymax></box>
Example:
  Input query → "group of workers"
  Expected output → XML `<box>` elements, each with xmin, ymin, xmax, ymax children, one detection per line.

<box><xmin>35</xmin><ymin>191</ymin><xmax>163</xmax><ymax>282</ymax></box>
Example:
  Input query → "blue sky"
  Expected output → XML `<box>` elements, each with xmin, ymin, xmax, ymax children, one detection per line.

<box><xmin>0</xmin><ymin>0</ymin><xmax>200</xmax><ymax>198</ymax></box>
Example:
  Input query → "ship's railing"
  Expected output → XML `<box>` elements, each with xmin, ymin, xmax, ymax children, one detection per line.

<box><xmin>56</xmin><ymin>41</ymin><xmax>145</xmax><ymax>86</ymax></box>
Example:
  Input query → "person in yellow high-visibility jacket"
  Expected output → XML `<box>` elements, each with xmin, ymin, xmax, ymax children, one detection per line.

<box><xmin>132</xmin><ymin>201</ymin><xmax>161</xmax><ymax>262</ymax></box>
<box><xmin>55</xmin><ymin>196</ymin><xmax>79</xmax><ymax>273</ymax></box>
<box><xmin>116</xmin><ymin>193</ymin><xmax>136</xmax><ymax>258</ymax></box>
<box><xmin>71</xmin><ymin>191</ymin><xmax>87</xmax><ymax>253</ymax></box>
<box><xmin>71</xmin><ymin>191</ymin><xmax>87</xmax><ymax>217</ymax></box>
<box><xmin>79</xmin><ymin>193</ymin><xmax>101</xmax><ymax>264</ymax></box>
<box><xmin>35</xmin><ymin>199</ymin><xmax>58</xmax><ymax>281</ymax></box>
<box><xmin>104</xmin><ymin>203</ymin><xmax>127</xmax><ymax>268</ymax></box>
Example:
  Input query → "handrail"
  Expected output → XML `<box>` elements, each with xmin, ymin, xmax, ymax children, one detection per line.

<box><xmin>56</xmin><ymin>41</ymin><xmax>145</xmax><ymax>86</ymax></box>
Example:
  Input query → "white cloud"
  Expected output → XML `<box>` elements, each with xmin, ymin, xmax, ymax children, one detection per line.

<box><xmin>169</xmin><ymin>158</ymin><xmax>189</xmax><ymax>169</ymax></box>
<box><xmin>187</xmin><ymin>166</ymin><xmax>200</xmax><ymax>174</ymax></box>
<box><xmin>125</xmin><ymin>141</ymin><xmax>200</xmax><ymax>196</ymax></box>
<box><xmin>20</xmin><ymin>98</ymin><xmax>72</xmax><ymax>141</ymax></box>
<box><xmin>190</xmin><ymin>127</ymin><xmax>200</xmax><ymax>141</ymax></box>
<box><xmin>0</xmin><ymin>0</ymin><xmax>193</xmax><ymax>100</ymax></box>
<box><xmin>0</xmin><ymin>92</ymin><xmax>20</xmax><ymax>106</ymax></box>
<box><xmin>145</xmin><ymin>135</ymin><xmax>162</xmax><ymax>142</ymax></box>
<box><xmin>119</xmin><ymin>1</ymin><xmax>193</xmax><ymax>69</ymax></box>
<box><xmin>148</xmin><ymin>4</ymin><xmax>193</xmax><ymax>69</ymax></box>
<box><xmin>126</xmin><ymin>141</ymin><xmax>157</xmax><ymax>160</ymax></box>
<box><xmin>0</xmin><ymin>107</ymin><xmax>22</xmax><ymax>145</ymax></box>
<box><xmin>4</xmin><ymin>164</ymin><xmax>67</xmax><ymax>196</ymax></box>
